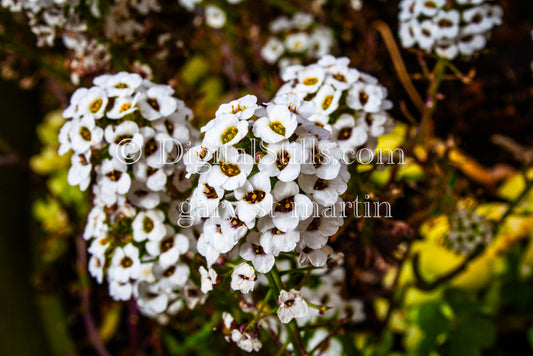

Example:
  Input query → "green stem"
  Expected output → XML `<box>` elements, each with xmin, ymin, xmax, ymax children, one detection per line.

<box><xmin>248</xmin><ymin>289</ymin><xmax>273</xmax><ymax>327</ymax></box>
<box><xmin>267</xmin><ymin>268</ymin><xmax>306</xmax><ymax>356</ymax></box>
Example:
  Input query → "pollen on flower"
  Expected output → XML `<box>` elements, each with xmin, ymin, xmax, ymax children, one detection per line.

<box><xmin>106</xmin><ymin>170</ymin><xmax>123</xmax><ymax>182</ymax></box>
<box><xmin>89</xmin><ymin>98</ymin><xmax>103</xmax><ymax>113</ymax></box>
<box><xmin>275</xmin><ymin>196</ymin><xmax>294</xmax><ymax>213</ymax></box>
<box><xmin>276</xmin><ymin>150</ymin><xmax>290</xmax><ymax>170</ymax></box>
<box><xmin>115</xmin><ymin>83</ymin><xmax>129</xmax><ymax>89</ymax></box>
<box><xmin>142</xmin><ymin>216</ymin><xmax>154</xmax><ymax>233</ymax></box>
<box><xmin>79</xmin><ymin>126</ymin><xmax>92</xmax><ymax>141</ymax></box>
<box><xmin>322</xmin><ymin>95</ymin><xmax>333</xmax><ymax>110</ymax></box>
<box><xmin>243</xmin><ymin>190</ymin><xmax>266</xmax><ymax>204</ymax></box>
<box><xmin>332</xmin><ymin>73</ymin><xmax>347</xmax><ymax>82</ymax></box>
<box><xmin>269</xmin><ymin>121</ymin><xmax>286</xmax><ymax>136</ymax></box>
<box><xmin>160</xmin><ymin>237</ymin><xmax>175</xmax><ymax>252</ymax></box>
<box><xmin>303</xmin><ymin>77</ymin><xmax>318</xmax><ymax>85</ymax></box>
<box><xmin>220</xmin><ymin>162</ymin><xmax>241</xmax><ymax>177</ymax></box>
<box><xmin>120</xmin><ymin>256</ymin><xmax>133</xmax><ymax>268</ymax></box>
<box><xmin>203</xmin><ymin>183</ymin><xmax>219</xmax><ymax>199</ymax></box>
<box><xmin>313</xmin><ymin>179</ymin><xmax>329</xmax><ymax>190</ymax></box>
<box><xmin>337</xmin><ymin>127</ymin><xmax>352</xmax><ymax>140</ymax></box>
<box><xmin>359</xmin><ymin>91</ymin><xmax>369</xmax><ymax>106</ymax></box>
<box><xmin>120</xmin><ymin>102</ymin><xmax>132</xmax><ymax>113</ymax></box>
<box><xmin>221</xmin><ymin>126</ymin><xmax>239</xmax><ymax>144</ymax></box>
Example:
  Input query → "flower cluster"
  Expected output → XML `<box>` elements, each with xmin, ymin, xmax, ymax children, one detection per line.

<box><xmin>398</xmin><ymin>0</ymin><xmax>503</xmax><ymax>59</ymax></box>
<box><xmin>277</xmin><ymin>55</ymin><xmax>394</xmax><ymax>160</ymax></box>
<box><xmin>445</xmin><ymin>209</ymin><xmax>494</xmax><ymax>255</ymax></box>
<box><xmin>261</xmin><ymin>12</ymin><xmax>335</xmax><ymax>70</ymax></box>
<box><xmin>185</xmin><ymin>92</ymin><xmax>350</xmax><ymax>278</ymax></box>
<box><xmin>59</xmin><ymin>72</ymin><xmax>200</xmax><ymax>321</ymax></box>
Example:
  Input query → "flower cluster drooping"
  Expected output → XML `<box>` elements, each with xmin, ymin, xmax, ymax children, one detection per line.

<box><xmin>277</xmin><ymin>55</ymin><xmax>394</xmax><ymax>160</ymax></box>
<box><xmin>185</xmin><ymin>92</ymin><xmax>350</xmax><ymax>277</ymax></box>
<box><xmin>261</xmin><ymin>12</ymin><xmax>335</xmax><ymax>71</ymax></box>
<box><xmin>59</xmin><ymin>72</ymin><xmax>200</xmax><ymax>321</ymax></box>
<box><xmin>398</xmin><ymin>0</ymin><xmax>503</xmax><ymax>59</ymax></box>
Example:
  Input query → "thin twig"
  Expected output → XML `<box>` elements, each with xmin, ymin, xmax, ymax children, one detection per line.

<box><xmin>371</xmin><ymin>20</ymin><xmax>425</xmax><ymax>113</ymax></box>
<box><xmin>76</xmin><ymin>234</ymin><xmax>112</xmax><ymax>356</ymax></box>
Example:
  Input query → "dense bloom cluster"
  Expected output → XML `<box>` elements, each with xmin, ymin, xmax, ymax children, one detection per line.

<box><xmin>59</xmin><ymin>72</ymin><xmax>200</xmax><ymax>321</ymax></box>
<box><xmin>185</xmin><ymin>92</ymin><xmax>350</xmax><ymax>276</ymax></box>
<box><xmin>277</xmin><ymin>55</ymin><xmax>394</xmax><ymax>160</ymax></box>
<box><xmin>445</xmin><ymin>209</ymin><xmax>494</xmax><ymax>255</ymax></box>
<box><xmin>261</xmin><ymin>12</ymin><xmax>335</xmax><ymax>70</ymax></box>
<box><xmin>398</xmin><ymin>0</ymin><xmax>503</xmax><ymax>59</ymax></box>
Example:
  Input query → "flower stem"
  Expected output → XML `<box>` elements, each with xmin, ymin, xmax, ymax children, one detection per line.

<box><xmin>267</xmin><ymin>268</ymin><xmax>306</xmax><ymax>356</ymax></box>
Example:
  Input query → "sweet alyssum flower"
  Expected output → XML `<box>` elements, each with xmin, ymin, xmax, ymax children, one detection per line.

<box><xmin>277</xmin><ymin>289</ymin><xmax>309</xmax><ymax>324</ymax></box>
<box><xmin>397</xmin><ymin>0</ymin><xmax>503</xmax><ymax>59</ymax></box>
<box><xmin>261</xmin><ymin>12</ymin><xmax>335</xmax><ymax>70</ymax></box>
<box><xmin>61</xmin><ymin>72</ymin><xmax>199</xmax><ymax>320</ymax></box>
<box><xmin>277</xmin><ymin>55</ymin><xmax>394</xmax><ymax>160</ymax></box>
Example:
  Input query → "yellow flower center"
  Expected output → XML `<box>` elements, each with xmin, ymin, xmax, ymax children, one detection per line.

<box><xmin>220</xmin><ymin>162</ymin><xmax>241</xmax><ymax>177</ymax></box>
<box><xmin>120</xmin><ymin>102</ymin><xmax>132</xmax><ymax>113</ymax></box>
<box><xmin>269</xmin><ymin>121</ymin><xmax>286</xmax><ymax>136</ymax></box>
<box><xmin>89</xmin><ymin>98</ymin><xmax>103</xmax><ymax>113</ymax></box>
<box><xmin>322</xmin><ymin>95</ymin><xmax>334</xmax><ymax>110</ymax></box>
<box><xmin>221</xmin><ymin>126</ymin><xmax>238</xmax><ymax>144</ymax></box>
<box><xmin>303</xmin><ymin>77</ymin><xmax>318</xmax><ymax>85</ymax></box>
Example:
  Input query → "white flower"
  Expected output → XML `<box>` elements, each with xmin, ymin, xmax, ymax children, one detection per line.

<box><xmin>84</xmin><ymin>205</ymin><xmax>107</xmax><ymax>240</ymax></box>
<box><xmin>297</xmin><ymin>244</ymin><xmax>334</xmax><ymax>267</ymax></box>
<box><xmin>78</xmin><ymin>86</ymin><xmax>108</xmax><ymax>119</ymax></box>
<box><xmin>261</xmin><ymin>37</ymin><xmax>285</xmax><ymax>64</ymax></box>
<box><xmin>277</xmin><ymin>289</ymin><xmax>309</xmax><ymax>324</ymax></box>
<box><xmin>253</xmin><ymin>104</ymin><xmax>298</xmax><ymax>143</ymax></box>
<box><xmin>104</xmin><ymin>120</ymin><xmax>144</xmax><ymax>161</ymax></box>
<box><xmin>153</xmin><ymin>262</ymin><xmax>190</xmax><ymax>292</ymax></box>
<box><xmin>230</xmin><ymin>330</ymin><xmax>262</xmax><ymax>352</ymax></box>
<box><xmin>183</xmin><ymin>145</ymin><xmax>213</xmax><ymax>178</ymax></box>
<box><xmin>234</xmin><ymin>172</ymin><xmax>273</xmax><ymax>224</ymax></box>
<box><xmin>272</xmin><ymin>93</ymin><xmax>316</xmax><ymax>119</ymax></box>
<box><xmin>136</xmin><ymin>281</ymin><xmax>168</xmax><ymax>316</ymax></box>
<box><xmin>433</xmin><ymin>10</ymin><xmax>460</xmax><ymax>40</ymax></box>
<box><xmin>298</xmin><ymin>169</ymin><xmax>348</xmax><ymax>207</ymax></box>
<box><xmin>138</xmin><ymin>84</ymin><xmax>178</xmax><ymax>120</ymax></box>
<box><xmin>215</xmin><ymin>94</ymin><xmax>258</xmax><ymax>121</ymax></box>
<box><xmin>347</xmin><ymin>82</ymin><xmax>388</xmax><ymax>114</ymax></box>
<box><xmin>127</xmin><ymin>181</ymin><xmax>160</xmax><ymax>209</ymax></box>
<box><xmin>299</xmin><ymin>135</ymin><xmax>342</xmax><ymax>180</ymax></box>
<box><xmin>299</xmin><ymin>202</ymin><xmax>345</xmax><ymax>249</ymax></box>
<box><xmin>69</xmin><ymin>116</ymin><xmax>104</xmax><ymax>153</ymax></box>
<box><xmin>292</xmin><ymin>12</ymin><xmax>314</xmax><ymax>30</ymax></box>
<box><xmin>202</xmin><ymin>114</ymin><xmax>249</xmax><ymax>149</ymax></box>
<box><xmin>312</xmin><ymin>84</ymin><xmax>341</xmax><ymax>115</ymax></box>
<box><xmin>189</xmin><ymin>176</ymin><xmax>224</xmax><ymax>219</ymax></box>
<box><xmin>332</xmin><ymin>113</ymin><xmax>368</xmax><ymax>154</ymax></box>
<box><xmin>285</xmin><ymin>32</ymin><xmax>310</xmax><ymax>53</ymax></box>
<box><xmin>197</xmin><ymin>233</ymin><xmax>221</xmax><ymax>266</ymax></box>
<box><xmin>240</xmin><ymin>232</ymin><xmax>275</xmax><ymax>273</ymax></box>
<box><xmin>99</xmin><ymin>158</ymin><xmax>132</xmax><ymax>200</ymax></box>
<box><xmin>206</xmin><ymin>147</ymin><xmax>253</xmax><ymax>190</ymax></box>
<box><xmin>109</xmin><ymin>244</ymin><xmax>141</xmax><ymax>283</ymax></box>
<box><xmin>88</xmin><ymin>254</ymin><xmax>104</xmax><ymax>284</ymax></box>
<box><xmin>146</xmin><ymin>230</ymin><xmax>189</xmax><ymax>267</ymax></box>
<box><xmin>325</xmin><ymin>63</ymin><xmax>360</xmax><ymax>91</ymax></box>
<box><xmin>458</xmin><ymin>33</ymin><xmax>486</xmax><ymax>56</ymax></box>
<box><xmin>63</xmin><ymin>88</ymin><xmax>88</xmax><ymax>119</ymax></box>
<box><xmin>307</xmin><ymin>329</ymin><xmax>343</xmax><ymax>356</ymax></box>
<box><xmin>271</xmin><ymin>181</ymin><xmax>313</xmax><ymax>232</ymax></box>
<box><xmin>132</xmin><ymin>209</ymin><xmax>166</xmax><ymax>242</ymax></box>
<box><xmin>140</xmin><ymin>127</ymin><xmax>176</xmax><ymax>168</ymax></box>
<box><xmin>258</xmin><ymin>216</ymin><xmax>300</xmax><ymax>256</ymax></box>
<box><xmin>269</xmin><ymin>16</ymin><xmax>292</xmax><ymax>33</ymax></box>
<box><xmin>68</xmin><ymin>152</ymin><xmax>92</xmax><ymax>191</ymax></box>
<box><xmin>294</xmin><ymin>64</ymin><xmax>326</xmax><ymax>94</ymax></box>
<box><xmin>205</xmin><ymin>5</ymin><xmax>226</xmax><ymax>29</ymax></box>
<box><xmin>309</xmin><ymin>26</ymin><xmax>334</xmax><ymax>59</ymax></box>
<box><xmin>133</xmin><ymin>160</ymin><xmax>170</xmax><ymax>192</ymax></box>
<box><xmin>415</xmin><ymin>0</ymin><xmax>445</xmax><ymax>17</ymax></box>
<box><xmin>106</xmin><ymin>94</ymin><xmax>141</xmax><ymax>119</ymax></box>
<box><xmin>199</xmin><ymin>266</ymin><xmax>218</xmax><ymax>293</ymax></box>
<box><xmin>58</xmin><ymin>119</ymin><xmax>73</xmax><ymax>156</ymax></box>
<box><xmin>109</xmin><ymin>280</ymin><xmax>133</xmax><ymax>301</ymax></box>
<box><xmin>230</xmin><ymin>262</ymin><xmax>256</xmax><ymax>294</ymax></box>
<box><xmin>97</xmin><ymin>72</ymin><xmax>143</xmax><ymax>97</ymax></box>
<box><xmin>399</xmin><ymin>19</ymin><xmax>418</xmax><ymax>48</ymax></box>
